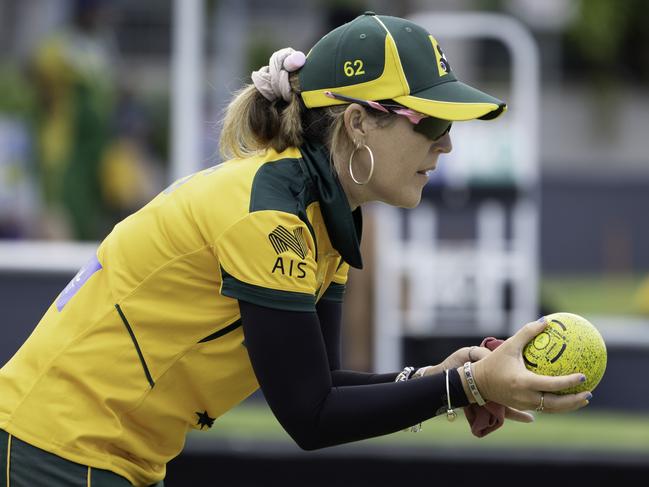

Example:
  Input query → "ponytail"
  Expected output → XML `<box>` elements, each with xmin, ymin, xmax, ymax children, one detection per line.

<box><xmin>219</xmin><ymin>73</ymin><xmax>304</xmax><ymax>159</ymax></box>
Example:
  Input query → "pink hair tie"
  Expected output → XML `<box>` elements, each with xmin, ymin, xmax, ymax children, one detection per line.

<box><xmin>283</xmin><ymin>51</ymin><xmax>306</xmax><ymax>72</ymax></box>
<box><xmin>252</xmin><ymin>48</ymin><xmax>306</xmax><ymax>102</ymax></box>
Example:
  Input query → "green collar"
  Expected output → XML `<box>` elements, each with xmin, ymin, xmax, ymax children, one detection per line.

<box><xmin>299</xmin><ymin>140</ymin><xmax>363</xmax><ymax>269</ymax></box>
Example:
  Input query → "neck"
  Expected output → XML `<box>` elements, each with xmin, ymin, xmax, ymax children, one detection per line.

<box><xmin>332</xmin><ymin>150</ymin><xmax>364</xmax><ymax>211</ymax></box>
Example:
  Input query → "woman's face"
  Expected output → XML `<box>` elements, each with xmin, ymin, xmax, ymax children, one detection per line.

<box><xmin>341</xmin><ymin>106</ymin><xmax>452</xmax><ymax>209</ymax></box>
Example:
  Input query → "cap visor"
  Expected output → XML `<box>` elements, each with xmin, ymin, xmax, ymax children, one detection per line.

<box><xmin>393</xmin><ymin>80</ymin><xmax>507</xmax><ymax>121</ymax></box>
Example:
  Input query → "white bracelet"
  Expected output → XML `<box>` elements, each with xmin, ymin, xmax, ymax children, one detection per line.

<box><xmin>463</xmin><ymin>361</ymin><xmax>486</xmax><ymax>406</ymax></box>
<box><xmin>445</xmin><ymin>368</ymin><xmax>457</xmax><ymax>422</ymax></box>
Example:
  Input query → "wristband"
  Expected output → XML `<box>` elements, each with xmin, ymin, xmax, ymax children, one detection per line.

<box><xmin>463</xmin><ymin>361</ymin><xmax>486</xmax><ymax>406</ymax></box>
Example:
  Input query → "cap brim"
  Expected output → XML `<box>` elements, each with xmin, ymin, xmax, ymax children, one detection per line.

<box><xmin>393</xmin><ymin>80</ymin><xmax>507</xmax><ymax>121</ymax></box>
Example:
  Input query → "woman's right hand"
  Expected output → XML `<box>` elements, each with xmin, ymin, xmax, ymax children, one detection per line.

<box><xmin>467</xmin><ymin>318</ymin><xmax>592</xmax><ymax>413</ymax></box>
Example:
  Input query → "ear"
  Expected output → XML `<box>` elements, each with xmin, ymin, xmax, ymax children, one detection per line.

<box><xmin>343</xmin><ymin>104</ymin><xmax>370</xmax><ymax>145</ymax></box>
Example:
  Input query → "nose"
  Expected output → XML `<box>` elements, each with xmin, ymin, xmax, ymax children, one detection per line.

<box><xmin>434</xmin><ymin>132</ymin><xmax>452</xmax><ymax>154</ymax></box>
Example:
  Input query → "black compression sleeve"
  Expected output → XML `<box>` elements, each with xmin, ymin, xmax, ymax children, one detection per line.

<box><xmin>240</xmin><ymin>300</ymin><xmax>469</xmax><ymax>450</ymax></box>
<box><xmin>316</xmin><ymin>299</ymin><xmax>397</xmax><ymax>385</ymax></box>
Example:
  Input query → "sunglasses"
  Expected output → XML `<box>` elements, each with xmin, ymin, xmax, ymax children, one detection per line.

<box><xmin>324</xmin><ymin>91</ymin><xmax>452</xmax><ymax>142</ymax></box>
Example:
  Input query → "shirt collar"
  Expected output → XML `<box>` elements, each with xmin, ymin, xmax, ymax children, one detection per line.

<box><xmin>299</xmin><ymin>140</ymin><xmax>363</xmax><ymax>269</ymax></box>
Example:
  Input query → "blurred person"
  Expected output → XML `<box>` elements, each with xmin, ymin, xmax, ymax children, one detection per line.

<box><xmin>30</xmin><ymin>0</ymin><xmax>117</xmax><ymax>239</ymax></box>
<box><xmin>0</xmin><ymin>13</ymin><xmax>592</xmax><ymax>487</ymax></box>
<box><xmin>100</xmin><ymin>89</ymin><xmax>165</xmax><ymax>233</ymax></box>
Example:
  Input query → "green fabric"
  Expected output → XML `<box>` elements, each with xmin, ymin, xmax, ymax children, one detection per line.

<box><xmin>249</xmin><ymin>158</ymin><xmax>316</xmax><ymax>214</ymax></box>
<box><xmin>198</xmin><ymin>319</ymin><xmax>242</xmax><ymax>343</ymax></box>
<box><xmin>298</xmin><ymin>12</ymin><xmax>505</xmax><ymax>119</ymax></box>
<box><xmin>220</xmin><ymin>267</ymin><xmax>316</xmax><ymax>312</ymax></box>
<box><xmin>320</xmin><ymin>282</ymin><xmax>346</xmax><ymax>303</ymax></box>
<box><xmin>300</xmin><ymin>14</ymin><xmax>386</xmax><ymax>91</ymax></box>
<box><xmin>413</xmin><ymin>79</ymin><xmax>505</xmax><ymax>105</ymax></box>
<box><xmin>0</xmin><ymin>430</ymin><xmax>163</xmax><ymax>486</ymax></box>
<box><xmin>0</xmin><ymin>429</ymin><xmax>7</xmax><ymax>487</ymax></box>
<box><xmin>383</xmin><ymin>15</ymin><xmax>457</xmax><ymax>91</ymax></box>
<box><xmin>115</xmin><ymin>304</ymin><xmax>155</xmax><ymax>389</ymax></box>
<box><xmin>299</xmin><ymin>141</ymin><xmax>363</xmax><ymax>269</ymax></box>
<box><xmin>249</xmin><ymin>157</ymin><xmax>319</xmax><ymax>258</ymax></box>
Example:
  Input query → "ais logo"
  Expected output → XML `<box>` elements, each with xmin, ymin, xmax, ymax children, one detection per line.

<box><xmin>268</xmin><ymin>225</ymin><xmax>308</xmax><ymax>279</ymax></box>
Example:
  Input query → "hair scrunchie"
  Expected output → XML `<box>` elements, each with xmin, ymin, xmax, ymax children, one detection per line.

<box><xmin>251</xmin><ymin>48</ymin><xmax>306</xmax><ymax>102</ymax></box>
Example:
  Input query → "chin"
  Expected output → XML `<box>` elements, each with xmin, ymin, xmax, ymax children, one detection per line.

<box><xmin>396</xmin><ymin>192</ymin><xmax>422</xmax><ymax>209</ymax></box>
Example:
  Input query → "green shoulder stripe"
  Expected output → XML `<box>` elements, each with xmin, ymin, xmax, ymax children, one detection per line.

<box><xmin>249</xmin><ymin>158</ymin><xmax>315</xmax><ymax>214</ymax></box>
<box><xmin>220</xmin><ymin>267</ymin><xmax>316</xmax><ymax>312</ymax></box>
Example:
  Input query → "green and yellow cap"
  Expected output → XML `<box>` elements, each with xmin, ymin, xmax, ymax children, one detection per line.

<box><xmin>299</xmin><ymin>12</ymin><xmax>506</xmax><ymax>121</ymax></box>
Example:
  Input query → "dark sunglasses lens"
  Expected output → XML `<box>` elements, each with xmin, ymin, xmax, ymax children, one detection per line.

<box><xmin>413</xmin><ymin>118</ymin><xmax>452</xmax><ymax>141</ymax></box>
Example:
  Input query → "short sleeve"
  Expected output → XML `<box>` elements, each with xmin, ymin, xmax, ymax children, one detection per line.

<box><xmin>320</xmin><ymin>260</ymin><xmax>349</xmax><ymax>303</ymax></box>
<box><xmin>214</xmin><ymin>211</ymin><xmax>318</xmax><ymax>312</ymax></box>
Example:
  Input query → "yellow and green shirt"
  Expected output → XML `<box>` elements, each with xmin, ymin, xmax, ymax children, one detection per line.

<box><xmin>0</xmin><ymin>141</ymin><xmax>362</xmax><ymax>486</ymax></box>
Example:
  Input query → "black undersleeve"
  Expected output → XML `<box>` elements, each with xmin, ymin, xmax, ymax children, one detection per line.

<box><xmin>239</xmin><ymin>300</ymin><xmax>469</xmax><ymax>450</ymax></box>
<box><xmin>316</xmin><ymin>299</ymin><xmax>397</xmax><ymax>385</ymax></box>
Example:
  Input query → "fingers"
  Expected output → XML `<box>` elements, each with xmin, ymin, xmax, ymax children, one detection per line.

<box><xmin>504</xmin><ymin>407</ymin><xmax>535</xmax><ymax>423</ymax></box>
<box><xmin>510</xmin><ymin>317</ymin><xmax>549</xmax><ymax>349</ymax></box>
<box><xmin>539</xmin><ymin>391</ymin><xmax>592</xmax><ymax>414</ymax></box>
<box><xmin>526</xmin><ymin>371</ymin><xmax>586</xmax><ymax>393</ymax></box>
<box><xmin>469</xmin><ymin>346</ymin><xmax>491</xmax><ymax>362</ymax></box>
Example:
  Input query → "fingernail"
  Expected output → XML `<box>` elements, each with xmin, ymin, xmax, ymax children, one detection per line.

<box><xmin>585</xmin><ymin>392</ymin><xmax>593</xmax><ymax>400</ymax></box>
<box><xmin>537</xmin><ymin>316</ymin><xmax>546</xmax><ymax>324</ymax></box>
<box><xmin>580</xmin><ymin>375</ymin><xmax>587</xmax><ymax>383</ymax></box>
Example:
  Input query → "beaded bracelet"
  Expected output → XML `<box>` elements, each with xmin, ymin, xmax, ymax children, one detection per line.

<box><xmin>395</xmin><ymin>366</ymin><xmax>416</xmax><ymax>383</ymax></box>
<box><xmin>463</xmin><ymin>361</ymin><xmax>486</xmax><ymax>406</ymax></box>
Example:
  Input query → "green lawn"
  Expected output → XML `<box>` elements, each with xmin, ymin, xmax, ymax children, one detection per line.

<box><xmin>541</xmin><ymin>273</ymin><xmax>647</xmax><ymax>316</ymax></box>
<box><xmin>191</xmin><ymin>402</ymin><xmax>649</xmax><ymax>455</ymax></box>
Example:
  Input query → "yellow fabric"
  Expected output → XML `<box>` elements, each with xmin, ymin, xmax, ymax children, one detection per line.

<box><xmin>0</xmin><ymin>148</ymin><xmax>347</xmax><ymax>486</ymax></box>
<box><xmin>331</xmin><ymin>261</ymin><xmax>350</xmax><ymax>286</ymax></box>
<box><xmin>429</xmin><ymin>35</ymin><xmax>450</xmax><ymax>79</ymax></box>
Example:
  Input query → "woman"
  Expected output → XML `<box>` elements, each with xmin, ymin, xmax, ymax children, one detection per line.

<box><xmin>0</xmin><ymin>13</ymin><xmax>591</xmax><ymax>487</ymax></box>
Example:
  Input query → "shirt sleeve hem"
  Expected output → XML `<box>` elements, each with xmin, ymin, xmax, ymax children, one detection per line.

<box><xmin>320</xmin><ymin>282</ymin><xmax>346</xmax><ymax>303</ymax></box>
<box><xmin>221</xmin><ymin>268</ymin><xmax>316</xmax><ymax>312</ymax></box>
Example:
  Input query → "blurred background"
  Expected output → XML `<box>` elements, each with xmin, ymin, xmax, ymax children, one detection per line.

<box><xmin>0</xmin><ymin>0</ymin><xmax>648</xmax><ymax>485</ymax></box>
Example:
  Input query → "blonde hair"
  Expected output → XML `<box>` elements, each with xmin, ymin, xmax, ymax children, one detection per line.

<box><xmin>219</xmin><ymin>73</ymin><xmax>391</xmax><ymax>161</ymax></box>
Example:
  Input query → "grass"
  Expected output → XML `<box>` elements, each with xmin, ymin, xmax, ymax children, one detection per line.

<box><xmin>190</xmin><ymin>401</ymin><xmax>649</xmax><ymax>455</ymax></box>
<box><xmin>541</xmin><ymin>273</ymin><xmax>648</xmax><ymax>316</ymax></box>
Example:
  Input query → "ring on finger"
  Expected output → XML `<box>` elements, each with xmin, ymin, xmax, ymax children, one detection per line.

<box><xmin>536</xmin><ymin>392</ymin><xmax>545</xmax><ymax>412</ymax></box>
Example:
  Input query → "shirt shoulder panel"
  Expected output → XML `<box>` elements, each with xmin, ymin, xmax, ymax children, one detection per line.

<box><xmin>249</xmin><ymin>155</ymin><xmax>316</xmax><ymax>215</ymax></box>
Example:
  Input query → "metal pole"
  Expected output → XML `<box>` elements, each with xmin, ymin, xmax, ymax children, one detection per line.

<box><xmin>170</xmin><ymin>0</ymin><xmax>205</xmax><ymax>182</ymax></box>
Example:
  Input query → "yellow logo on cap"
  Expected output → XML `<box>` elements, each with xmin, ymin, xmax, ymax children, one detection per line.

<box><xmin>343</xmin><ymin>60</ymin><xmax>366</xmax><ymax>77</ymax></box>
<box><xmin>429</xmin><ymin>36</ymin><xmax>450</xmax><ymax>77</ymax></box>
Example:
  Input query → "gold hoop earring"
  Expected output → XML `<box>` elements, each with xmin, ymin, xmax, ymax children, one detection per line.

<box><xmin>349</xmin><ymin>144</ymin><xmax>374</xmax><ymax>185</ymax></box>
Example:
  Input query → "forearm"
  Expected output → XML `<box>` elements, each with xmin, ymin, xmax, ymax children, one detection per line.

<box><xmin>240</xmin><ymin>300</ymin><xmax>470</xmax><ymax>450</ymax></box>
<box><xmin>287</xmin><ymin>369</ymin><xmax>468</xmax><ymax>450</ymax></box>
<box><xmin>330</xmin><ymin>369</ymin><xmax>398</xmax><ymax>386</ymax></box>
